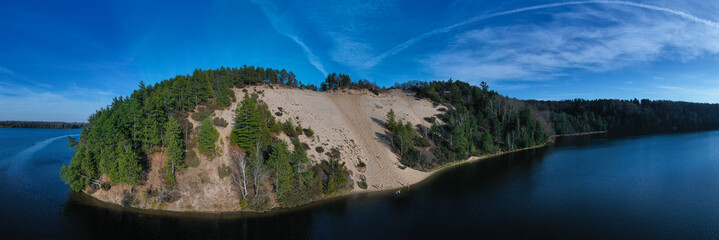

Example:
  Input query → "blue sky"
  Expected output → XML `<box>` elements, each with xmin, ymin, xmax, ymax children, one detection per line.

<box><xmin>2</xmin><ymin>0</ymin><xmax>719</xmax><ymax>122</ymax></box>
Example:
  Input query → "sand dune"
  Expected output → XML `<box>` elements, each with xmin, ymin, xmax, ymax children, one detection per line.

<box><xmin>257</xmin><ymin>86</ymin><xmax>442</xmax><ymax>191</ymax></box>
<box><xmin>91</xmin><ymin>85</ymin><xmax>445</xmax><ymax>211</ymax></box>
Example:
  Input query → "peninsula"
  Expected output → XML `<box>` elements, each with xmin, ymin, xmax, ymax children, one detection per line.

<box><xmin>60</xmin><ymin>66</ymin><xmax>719</xmax><ymax>212</ymax></box>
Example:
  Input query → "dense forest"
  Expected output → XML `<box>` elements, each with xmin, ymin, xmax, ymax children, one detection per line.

<box><xmin>527</xmin><ymin>99</ymin><xmax>719</xmax><ymax>134</ymax></box>
<box><xmin>61</xmin><ymin>65</ymin><xmax>719</xmax><ymax>210</ymax></box>
<box><xmin>60</xmin><ymin>66</ymin><xmax>351</xmax><ymax>209</ymax></box>
<box><xmin>0</xmin><ymin>121</ymin><xmax>86</xmax><ymax>129</ymax></box>
<box><xmin>391</xmin><ymin>80</ymin><xmax>549</xmax><ymax>170</ymax></box>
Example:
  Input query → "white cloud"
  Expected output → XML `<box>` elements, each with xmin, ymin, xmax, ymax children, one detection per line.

<box><xmin>251</xmin><ymin>0</ymin><xmax>328</xmax><ymax>76</ymax></box>
<box><xmin>366</xmin><ymin>1</ymin><xmax>719</xmax><ymax>69</ymax></box>
<box><xmin>424</xmin><ymin>4</ymin><xmax>719</xmax><ymax>83</ymax></box>
<box><xmin>0</xmin><ymin>66</ymin><xmax>15</xmax><ymax>75</ymax></box>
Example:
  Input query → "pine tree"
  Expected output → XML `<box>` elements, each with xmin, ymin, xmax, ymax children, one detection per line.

<box><xmin>198</xmin><ymin>117</ymin><xmax>219</xmax><ymax>157</ymax></box>
<box><xmin>164</xmin><ymin>116</ymin><xmax>184</xmax><ymax>183</ymax></box>
<box><xmin>386</xmin><ymin>109</ymin><xmax>397</xmax><ymax>131</ymax></box>
<box><xmin>267</xmin><ymin>141</ymin><xmax>294</xmax><ymax>199</ymax></box>
<box><xmin>116</xmin><ymin>144</ymin><xmax>142</xmax><ymax>185</ymax></box>
<box><xmin>231</xmin><ymin>94</ymin><xmax>260</xmax><ymax>151</ymax></box>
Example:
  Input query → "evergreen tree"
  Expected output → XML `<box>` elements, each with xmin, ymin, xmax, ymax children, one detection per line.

<box><xmin>231</xmin><ymin>94</ymin><xmax>260</xmax><ymax>151</ymax></box>
<box><xmin>267</xmin><ymin>141</ymin><xmax>294</xmax><ymax>199</ymax></box>
<box><xmin>198</xmin><ymin>117</ymin><xmax>219</xmax><ymax>157</ymax></box>
<box><xmin>116</xmin><ymin>144</ymin><xmax>142</xmax><ymax>185</ymax></box>
<box><xmin>386</xmin><ymin>109</ymin><xmax>397</xmax><ymax>131</ymax></box>
<box><xmin>164</xmin><ymin>116</ymin><xmax>184</xmax><ymax>183</ymax></box>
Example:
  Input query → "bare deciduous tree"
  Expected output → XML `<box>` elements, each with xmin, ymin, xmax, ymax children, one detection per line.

<box><xmin>251</xmin><ymin>139</ymin><xmax>265</xmax><ymax>196</ymax></box>
<box><xmin>230</xmin><ymin>149</ymin><xmax>248</xmax><ymax>198</ymax></box>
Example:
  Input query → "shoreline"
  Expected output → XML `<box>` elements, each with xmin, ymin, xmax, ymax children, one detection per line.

<box><xmin>78</xmin><ymin>130</ymin><xmax>607</xmax><ymax>216</ymax></box>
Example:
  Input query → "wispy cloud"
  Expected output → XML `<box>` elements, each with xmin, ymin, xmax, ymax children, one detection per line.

<box><xmin>366</xmin><ymin>0</ymin><xmax>719</xmax><ymax>70</ymax></box>
<box><xmin>287</xmin><ymin>35</ymin><xmax>328</xmax><ymax>76</ymax></box>
<box><xmin>0</xmin><ymin>66</ymin><xmax>15</xmax><ymax>75</ymax></box>
<box><xmin>0</xmin><ymin>81</ymin><xmax>114</xmax><ymax>122</ymax></box>
<box><xmin>251</xmin><ymin>0</ymin><xmax>328</xmax><ymax>76</ymax></box>
<box><xmin>423</xmin><ymin>2</ymin><xmax>719</xmax><ymax>84</ymax></box>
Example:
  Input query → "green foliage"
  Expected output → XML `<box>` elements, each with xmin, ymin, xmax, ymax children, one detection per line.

<box><xmin>281</xmin><ymin>119</ymin><xmax>297</xmax><ymax>137</ymax></box>
<box><xmin>198</xmin><ymin>117</ymin><xmax>219</xmax><ymax>157</ymax></box>
<box><xmin>164</xmin><ymin>116</ymin><xmax>185</xmax><ymax>183</ymax></box>
<box><xmin>405</xmin><ymin>79</ymin><xmax>550</xmax><ymax>170</ymax></box>
<box><xmin>62</xmin><ymin>66</ymin><xmax>301</xmax><ymax>192</ymax></box>
<box><xmin>320</xmin><ymin>72</ymin><xmax>381</xmax><ymax>93</ymax></box>
<box><xmin>164</xmin><ymin>165</ymin><xmax>176</xmax><ymax>185</ymax></box>
<box><xmin>303</xmin><ymin>127</ymin><xmax>314</xmax><ymax>137</ymax></box>
<box><xmin>240</xmin><ymin>198</ymin><xmax>248</xmax><ymax>209</ymax></box>
<box><xmin>213</xmin><ymin>117</ymin><xmax>228</xmax><ymax>127</ymax></box>
<box><xmin>313</xmin><ymin>159</ymin><xmax>349</xmax><ymax>194</ymax></box>
<box><xmin>0</xmin><ymin>121</ymin><xmax>85</xmax><ymax>129</ymax></box>
<box><xmin>357</xmin><ymin>181</ymin><xmax>368</xmax><ymax>189</ymax></box>
<box><xmin>267</xmin><ymin>141</ymin><xmax>294</xmax><ymax>199</ymax></box>
<box><xmin>384</xmin><ymin>110</ymin><xmax>422</xmax><ymax>168</ymax></box>
<box><xmin>386</xmin><ymin>109</ymin><xmax>398</xmax><ymax>130</ymax></box>
<box><xmin>60</xmin><ymin>156</ymin><xmax>87</xmax><ymax>192</ymax></box>
<box><xmin>231</xmin><ymin>94</ymin><xmax>261</xmax><ymax>151</ymax></box>
<box><xmin>115</xmin><ymin>145</ymin><xmax>142</xmax><ymax>185</ymax></box>
<box><xmin>191</xmin><ymin>106</ymin><xmax>213</xmax><ymax>122</ymax></box>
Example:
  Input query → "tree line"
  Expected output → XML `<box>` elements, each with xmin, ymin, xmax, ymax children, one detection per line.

<box><xmin>387</xmin><ymin>79</ymin><xmax>548</xmax><ymax>170</ymax></box>
<box><xmin>1</xmin><ymin>121</ymin><xmax>86</xmax><ymax>129</ymax></box>
<box><xmin>61</xmin><ymin>65</ymin><xmax>310</xmax><ymax>192</ymax></box>
<box><xmin>61</xmin><ymin>66</ymin><xmax>352</xmax><ymax>209</ymax></box>
<box><xmin>61</xmin><ymin>65</ymin><xmax>719</xmax><ymax>209</ymax></box>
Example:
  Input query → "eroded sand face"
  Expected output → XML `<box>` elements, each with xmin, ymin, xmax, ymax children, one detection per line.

<box><xmin>91</xmin><ymin>85</ymin><xmax>444</xmax><ymax>211</ymax></box>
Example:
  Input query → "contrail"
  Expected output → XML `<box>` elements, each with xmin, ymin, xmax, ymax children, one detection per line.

<box><xmin>363</xmin><ymin>0</ymin><xmax>719</xmax><ymax>69</ymax></box>
<box><xmin>251</xmin><ymin>0</ymin><xmax>328</xmax><ymax>76</ymax></box>
<box><xmin>289</xmin><ymin>35</ymin><xmax>328</xmax><ymax>76</ymax></box>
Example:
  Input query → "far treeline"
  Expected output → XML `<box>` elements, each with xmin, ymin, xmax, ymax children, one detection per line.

<box><xmin>0</xmin><ymin>121</ymin><xmax>86</xmax><ymax>129</ymax></box>
<box><xmin>60</xmin><ymin>65</ymin><xmax>719</xmax><ymax>209</ymax></box>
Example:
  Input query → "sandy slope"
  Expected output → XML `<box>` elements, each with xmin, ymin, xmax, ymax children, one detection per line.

<box><xmin>91</xmin><ymin>85</ymin><xmax>445</xmax><ymax>211</ymax></box>
<box><xmin>257</xmin><ymin>86</ymin><xmax>442</xmax><ymax>191</ymax></box>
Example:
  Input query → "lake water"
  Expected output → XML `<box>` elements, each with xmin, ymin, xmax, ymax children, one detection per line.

<box><xmin>2</xmin><ymin>128</ymin><xmax>719</xmax><ymax>239</ymax></box>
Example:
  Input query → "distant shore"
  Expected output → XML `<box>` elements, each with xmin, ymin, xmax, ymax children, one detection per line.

<box><xmin>0</xmin><ymin>121</ymin><xmax>86</xmax><ymax>129</ymax></box>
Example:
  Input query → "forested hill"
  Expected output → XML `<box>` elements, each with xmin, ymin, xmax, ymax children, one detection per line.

<box><xmin>59</xmin><ymin>65</ymin><xmax>719</xmax><ymax>211</ymax></box>
<box><xmin>0</xmin><ymin>121</ymin><xmax>86</xmax><ymax>129</ymax></box>
<box><xmin>404</xmin><ymin>80</ymin><xmax>719</xmax><ymax>136</ymax></box>
<box><xmin>527</xmin><ymin>99</ymin><xmax>719</xmax><ymax>134</ymax></box>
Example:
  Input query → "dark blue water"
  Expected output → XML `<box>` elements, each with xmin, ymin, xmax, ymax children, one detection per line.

<box><xmin>2</xmin><ymin>128</ymin><xmax>719</xmax><ymax>239</ymax></box>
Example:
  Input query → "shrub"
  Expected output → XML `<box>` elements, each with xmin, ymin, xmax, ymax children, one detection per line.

<box><xmin>213</xmin><ymin>117</ymin><xmax>228</xmax><ymax>127</ymax></box>
<box><xmin>357</xmin><ymin>181</ymin><xmax>368</xmax><ymax>189</ymax></box>
<box><xmin>281</xmin><ymin>119</ymin><xmax>296</xmax><ymax>137</ymax></box>
<box><xmin>199</xmin><ymin>117</ymin><xmax>219</xmax><ymax>157</ymax></box>
<box><xmin>303</xmin><ymin>127</ymin><xmax>314</xmax><ymax>137</ymax></box>
<box><xmin>101</xmin><ymin>182</ymin><xmax>111</xmax><ymax>191</ymax></box>
<box><xmin>240</xmin><ymin>198</ymin><xmax>248</xmax><ymax>209</ymax></box>
<box><xmin>424</xmin><ymin>116</ymin><xmax>436</xmax><ymax>123</ymax></box>
<box><xmin>186</xmin><ymin>150</ymin><xmax>200</xmax><ymax>167</ymax></box>
<box><xmin>192</xmin><ymin>106</ymin><xmax>213</xmax><ymax>122</ymax></box>
<box><xmin>217</xmin><ymin>164</ymin><xmax>231</xmax><ymax>179</ymax></box>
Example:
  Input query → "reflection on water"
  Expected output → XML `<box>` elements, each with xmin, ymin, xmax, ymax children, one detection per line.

<box><xmin>4</xmin><ymin>129</ymin><xmax>719</xmax><ymax>239</ymax></box>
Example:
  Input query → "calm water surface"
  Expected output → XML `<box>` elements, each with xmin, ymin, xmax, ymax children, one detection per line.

<box><xmin>2</xmin><ymin>128</ymin><xmax>719</xmax><ymax>239</ymax></box>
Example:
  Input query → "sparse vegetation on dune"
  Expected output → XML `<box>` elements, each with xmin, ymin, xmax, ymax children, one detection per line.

<box><xmin>60</xmin><ymin>66</ymin><xmax>719</xmax><ymax>212</ymax></box>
